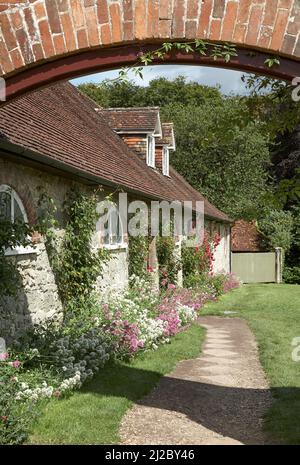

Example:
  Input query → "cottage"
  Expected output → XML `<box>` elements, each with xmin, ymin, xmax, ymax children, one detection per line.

<box><xmin>0</xmin><ymin>82</ymin><xmax>231</xmax><ymax>339</ymax></box>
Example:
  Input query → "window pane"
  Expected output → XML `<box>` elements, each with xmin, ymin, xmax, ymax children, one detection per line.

<box><xmin>14</xmin><ymin>198</ymin><xmax>23</xmax><ymax>221</ymax></box>
<box><xmin>109</xmin><ymin>209</ymin><xmax>123</xmax><ymax>245</ymax></box>
<box><xmin>147</xmin><ymin>136</ymin><xmax>155</xmax><ymax>167</ymax></box>
<box><xmin>103</xmin><ymin>219</ymin><xmax>110</xmax><ymax>244</ymax></box>
<box><xmin>147</xmin><ymin>136</ymin><xmax>151</xmax><ymax>165</ymax></box>
<box><xmin>0</xmin><ymin>192</ymin><xmax>11</xmax><ymax>220</ymax></box>
<box><xmin>163</xmin><ymin>147</ymin><xmax>169</xmax><ymax>175</ymax></box>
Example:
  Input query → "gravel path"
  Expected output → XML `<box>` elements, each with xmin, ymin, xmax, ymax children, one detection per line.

<box><xmin>120</xmin><ymin>316</ymin><xmax>273</xmax><ymax>445</ymax></box>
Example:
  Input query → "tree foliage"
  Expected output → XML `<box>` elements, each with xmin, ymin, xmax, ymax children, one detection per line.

<box><xmin>258</xmin><ymin>210</ymin><xmax>294</xmax><ymax>251</ymax></box>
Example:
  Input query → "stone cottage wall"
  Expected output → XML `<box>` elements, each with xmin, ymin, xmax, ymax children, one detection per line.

<box><xmin>96</xmin><ymin>248</ymin><xmax>128</xmax><ymax>296</ymax></box>
<box><xmin>1</xmin><ymin>243</ymin><xmax>63</xmax><ymax>343</ymax></box>
<box><xmin>0</xmin><ymin>157</ymin><xmax>128</xmax><ymax>340</ymax></box>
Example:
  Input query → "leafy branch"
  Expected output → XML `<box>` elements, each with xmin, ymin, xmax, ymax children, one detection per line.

<box><xmin>117</xmin><ymin>40</ymin><xmax>238</xmax><ymax>82</ymax></box>
<box><xmin>264</xmin><ymin>56</ymin><xmax>281</xmax><ymax>68</ymax></box>
<box><xmin>116</xmin><ymin>41</ymin><xmax>282</xmax><ymax>82</ymax></box>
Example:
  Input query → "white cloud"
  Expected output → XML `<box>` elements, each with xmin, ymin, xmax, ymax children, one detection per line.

<box><xmin>70</xmin><ymin>65</ymin><xmax>250</xmax><ymax>95</ymax></box>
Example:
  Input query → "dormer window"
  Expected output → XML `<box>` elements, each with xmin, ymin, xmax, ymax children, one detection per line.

<box><xmin>147</xmin><ymin>135</ymin><xmax>155</xmax><ymax>168</ymax></box>
<box><xmin>162</xmin><ymin>146</ymin><xmax>169</xmax><ymax>176</ymax></box>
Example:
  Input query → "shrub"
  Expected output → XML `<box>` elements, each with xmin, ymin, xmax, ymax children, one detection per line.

<box><xmin>283</xmin><ymin>266</ymin><xmax>300</xmax><ymax>284</ymax></box>
<box><xmin>258</xmin><ymin>210</ymin><xmax>294</xmax><ymax>251</ymax></box>
<box><xmin>128</xmin><ymin>234</ymin><xmax>149</xmax><ymax>280</ymax></box>
<box><xmin>0</xmin><ymin>357</ymin><xmax>37</xmax><ymax>445</ymax></box>
<box><xmin>22</xmin><ymin>314</ymin><xmax>112</xmax><ymax>385</ymax></box>
<box><xmin>156</xmin><ymin>235</ymin><xmax>180</xmax><ymax>288</ymax></box>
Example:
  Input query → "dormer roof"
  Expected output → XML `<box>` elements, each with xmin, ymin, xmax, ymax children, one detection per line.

<box><xmin>98</xmin><ymin>107</ymin><xmax>162</xmax><ymax>136</ymax></box>
<box><xmin>156</xmin><ymin>123</ymin><xmax>176</xmax><ymax>150</ymax></box>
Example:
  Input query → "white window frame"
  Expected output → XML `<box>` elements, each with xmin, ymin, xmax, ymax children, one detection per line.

<box><xmin>162</xmin><ymin>146</ymin><xmax>169</xmax><ymax>176</ymax></box>
<box><xmin>98</xmin><ymin>206</ymin><xmax>127</xmax><ymax>250</ymax></box>
<box><xmin>0</xmin><ymin>184</ymin><xmax>35</xmax><ymax>256</ymax></box>
<box><xmin>146</xmin><ymin>135</ymin><xmax>155</xmax><ymax>168</ymax></box>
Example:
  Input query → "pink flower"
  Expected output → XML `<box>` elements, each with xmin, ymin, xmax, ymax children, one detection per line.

<box><xmin>0</xmin><ymin>352</ymin><xmax>9</xmax><ymax>361</ymax></box>
<box><xmin>147</xmin><ymin>266</ymin><xmax>154</xmax><ymax>272</ymax></box>
<box><xmin>161</xmin><ymin>279</ymin><xmax>167</xmax><ymax>286</ymax></box>
<box><xmin>53</xmin><ymin>390</ymin><xmax>61</xmax><ymax>398</ymax></box>
<box><xmin>167</xmin><ymin>283</ymin><xmax>176</xmax><ymax>290</ymax></box>
<box><xmin>1</xmin><ymin>416</ymin><xmax>8</xmax><ymax>422</ymax></box>
<box><xmin>10</xmin><ymin>360</ymin><xmax>21</xmax><ymax>369</ymax></box>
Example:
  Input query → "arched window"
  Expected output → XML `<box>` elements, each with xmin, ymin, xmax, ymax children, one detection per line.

<box><xmin>96</xmin><ymin>202</ymin><xmax>126</xmax><ymax>249</ymax></box>
<box><xmin>0</xmin><ymin>185</ymin><xmax>35</xmax><ymax>256</ymax></box>
<box><xmin>0</xmin><ymin>185</ymin><xmax>28</xmax><ymax>223</ymax></box>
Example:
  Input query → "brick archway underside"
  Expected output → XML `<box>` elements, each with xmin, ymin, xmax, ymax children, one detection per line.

<box><xmin>1</xmin><ymin>1</ymin><xmax>300</xmax><ymax>101</ymax></box>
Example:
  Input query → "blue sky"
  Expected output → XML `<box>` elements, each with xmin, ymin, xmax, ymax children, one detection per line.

<box><xmin>71</xmin><ymin>65</ymin><xmax>249</xmax><ymax>95</ymax></box>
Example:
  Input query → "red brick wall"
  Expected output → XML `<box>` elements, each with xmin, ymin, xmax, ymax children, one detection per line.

<box><xmin>231</xmin><ymin>219</ymin><xmax>264</xmax><ymax>252</ymax></box>
<box><xmin>0</xmin><ymin>1</ymin><xmax>299</xmax><ymax>79</ymax></box>
<box><xmin>155</xmin><ymin>146</ymin><xmax>163</xmax><ymax>170</ymax></box>
<box><xmin>121</xmin><ymin>135</ymin><xmax>147</xmax><ymax>159</ymax></box>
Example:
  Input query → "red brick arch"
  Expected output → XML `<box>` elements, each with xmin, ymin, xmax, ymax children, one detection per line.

<box><xmin>1</xmin><ymin>1</ymin><xmax>300</xmax><ymax>101</ymax></box>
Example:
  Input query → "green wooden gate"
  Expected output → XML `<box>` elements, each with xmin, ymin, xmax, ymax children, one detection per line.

<box><xmin>231</xmin><ymin>250</ymin><xmax>282</xmax><ymax>283</ymax></box>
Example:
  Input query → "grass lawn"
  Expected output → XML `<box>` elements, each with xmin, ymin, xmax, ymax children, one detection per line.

<box><xmin>202</xmin><ymin>283</ymin><xmax>300</xmax><ymax>445</ymax></box>
<box><xmin>29</xmin><ymin>323</ymin><xmax>205</xmax><ymax>444</ymax></box>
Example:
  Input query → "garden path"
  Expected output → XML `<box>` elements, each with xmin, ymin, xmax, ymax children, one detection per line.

<box><xmin>120</xmin><ymin>316</ymin><xmax>273</xmax><ymax>445</ymax></box>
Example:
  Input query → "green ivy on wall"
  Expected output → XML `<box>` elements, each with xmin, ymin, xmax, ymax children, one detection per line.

<box><xmin>38</xmin><ymin>187</ymin><xmax>109</xmax><ymax>310</ymax></box>
<box><xmin>128</xmin><ymin>234</ymin><xmax>149</xmax><ymax>280</ymax></box>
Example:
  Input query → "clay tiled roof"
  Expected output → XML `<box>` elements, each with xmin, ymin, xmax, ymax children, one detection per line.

<box><xmin>231</xmin><ymin>220</ymin><xmax>264</xmax><ymax>251</ymax></box>
<box><xmin>99</xmin><ymin>107</ymin><xmax>161</xmax><ymax>133</ymax></box>
<box><xmin>0</xmin><ymin>82</ymin><xmax>230</xmax><ymax>222</ymax></box>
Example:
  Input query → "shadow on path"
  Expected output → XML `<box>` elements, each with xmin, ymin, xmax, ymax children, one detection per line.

<box><xmin>82</xmin><ymin>363</ymin><xmax>298</xmax><ymax>444</ymax></box>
